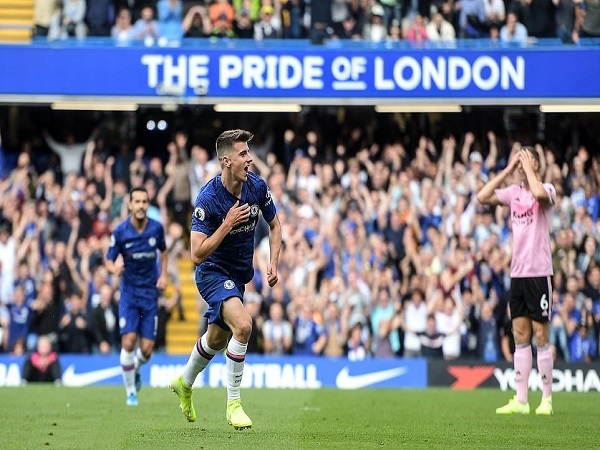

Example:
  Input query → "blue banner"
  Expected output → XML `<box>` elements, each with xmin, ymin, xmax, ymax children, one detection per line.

<box><xmin>0</xmin><ymin>43</ymin><xmax>599</xmax><ymax>100</ymax></box>
<box><xmin>0</xmin><ymin>354</ymin><xmax>427</xmax><ymax>389</ymax></box>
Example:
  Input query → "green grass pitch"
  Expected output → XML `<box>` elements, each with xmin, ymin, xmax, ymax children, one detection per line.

<box><xmin>2</xmin><ymin>386</ymin><xmax>598</xmax><ymax>449</ymax></box>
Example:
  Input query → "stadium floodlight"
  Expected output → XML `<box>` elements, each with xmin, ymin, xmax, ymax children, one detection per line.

<box><xmin>51</xmin><ymin>102</ymin><xmax>139</xmax><ymax>111</ymax></box>
<box><xmin>213</xmin><ymin>103</ymin><xmax>302</xmax><ymax>113</ymax></box>
<box><xmin>539</xmin><ymin>104</ymin><xmax>600</xmax><ymax>113</ymax></box>
<box><xmin>375</xmin><ymin>104</ymin><xmax>462</xmax><ymax>113</ymax></box>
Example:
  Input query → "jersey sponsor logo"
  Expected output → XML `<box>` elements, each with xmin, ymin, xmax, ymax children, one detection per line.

<box><xmin>447</xmin><ymin>365</ymin><xmax>495</xmax><ymax>389</ymax></box>
<box><xmin>335</xmin><ymin>366</ymin><xmax>407</xmax><ymax>389</ymax></box>
<box><xmin>194</xmin><ymin>206</ymin><xmax>205</xmax><ymax>221</ymax></box>
<box><xmin>250</xmin><ymin>204</ymin><xmax>259</xmax><ymax>217</ymax></box>
<box><xmin>125</xmin><ymin>242</ymin><xmax>133</xmax><ymax>248</ymax></box>
<box><xmin>132</xmin><ymin>252</ymin><xmax>156</xmax><ymax>259</ymax></box>
<box><xmin>230</xmin><ymin>222</ymin><xmax>256</xmax><ymax>235</ymax></box>
<box><xmin>265</xmin><ymin>189</ymin><xmax>272</xmax><ymax>206</ymax></box>
<box><xmin>62</xmin><ymin>365</ymin><xmax>122</xmax><ymax>387</ymax></box>
<box><xmin>149</xmin><ymin>237</ymin><xmax>156</xmax><ymax>247</ymax></box>
<box><xmin>224</xmin><ymin>280</ymin><xmax>235</xmax><ymax>290</ymax></box>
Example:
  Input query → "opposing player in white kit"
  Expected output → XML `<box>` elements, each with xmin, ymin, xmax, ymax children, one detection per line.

<box><xmin>477</xmin><ymin>146</ymin><xmax>556</xmax><ymax>416</ymax></box>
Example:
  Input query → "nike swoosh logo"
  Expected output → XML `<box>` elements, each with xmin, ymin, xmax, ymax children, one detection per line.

<box><xmin>125</xmin><ymin>243</ymin><xmax>133</xmax><ymax>248</ymax></box>
<box><xmin>62</xmin><ymin>364</ymin><xmax>123</xmax><ymax>387</ymax></box>
<box><xmin>335</xmin><ymin>366</ymin><xmax>407</xmax><ymax>389</ymax></box>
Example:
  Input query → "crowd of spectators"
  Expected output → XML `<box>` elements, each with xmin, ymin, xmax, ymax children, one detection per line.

<box><xmin>32</xmin><ymin>0</ymin><xmax>600</xmax><ymax>45</ymax></box>
<box><xmin>0</xmin><ymin>108</ymin><xmax>599</xmax><ymax>365</ymax></box>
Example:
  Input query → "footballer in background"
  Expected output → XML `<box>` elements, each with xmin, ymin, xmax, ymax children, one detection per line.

<box><xmin>106</xmin><ymin>186</ymin><xmax>168</xmax><ymax>406</ymax></box>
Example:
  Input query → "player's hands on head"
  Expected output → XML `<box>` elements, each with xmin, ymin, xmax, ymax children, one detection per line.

<box><xmin>226</xmin><ymin>200</ymin><xmax>250</xmax><ymax>228</ymax></box>
<box><xmin>519</xmin><ymin>147</ymin><xmax>535</xmax><ymax>172</ymax></box>
<box><xmin>507</xmin><ymin>151</ymin><xmax>521</xmax><ymax>173</ymax></box>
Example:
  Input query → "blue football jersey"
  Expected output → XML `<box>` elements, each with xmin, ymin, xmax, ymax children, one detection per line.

<box><xmin>191</xmin><ymin>171</ymin><xmax>276</xmax><ymax>284</ymax></box>
<box><xmin>106</xmin><ymin>217</ymin><xmax>166</xmax><ymax>295</ymax></box>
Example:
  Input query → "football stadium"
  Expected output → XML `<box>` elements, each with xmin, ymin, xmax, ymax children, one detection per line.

<box><xmin>0</xmin><ymin>1</ymin><xmax>600</xmax><ymax>449</ymax></box>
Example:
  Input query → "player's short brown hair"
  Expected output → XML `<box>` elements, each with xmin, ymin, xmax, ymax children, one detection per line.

<box><xmin>216</xmin><ymin>129</ymin><xmax>254</xmax><ymax>160</ymax></box>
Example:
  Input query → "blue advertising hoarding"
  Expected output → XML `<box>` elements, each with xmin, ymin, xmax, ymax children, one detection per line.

<box><xmin>0</xmin><ymin>42</ymin><xmax>598</xmax><ymax>101</ymax></box>
<box><xmin>0</xmin><ymin>354</ymin><xmax>427</xmax><ymax>389</ymax></box>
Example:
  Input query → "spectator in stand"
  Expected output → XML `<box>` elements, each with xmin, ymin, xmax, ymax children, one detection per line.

<box><xmin>262</xmin><ymin>302</ymin><xmax>294</xmax><ymax>355</ymax></box>
<box><xmin>0</xmin><ymin>307</ymin><xmax>8</xmax><ymax>352</ymax></box>
<box><xmin>43</xmin><ymin>129</ymin><xmax>96</xmax><ymax>181</ymax></box>
<box><xmin>291</xmin><ymin>299</ymin><xmax>327</xmax><ymax>356</ymax></box>
<box><xmin>254</xmin><ymin>5</ymin><xmax>282</xmax><ymax>40</ymax></box>
<box><xmin>157</xmin><ymin>0</ymin><xmax>183</xmax><ymax>40</ymax></box>
<box><xmin>405</xmin><ymin>14</ymin><xmax>428</xmax><ymax>41</ymax></box>
<box><xmin>512</xmin><ymin>0</ymin><xmax>557</xmax><ymax>39</ymax></box>
<box><xmin>183</xmin><ymin>5</ymin><xmax>212</xmax><ymax>38</ymax></box>
<box><xmin>14</xmin><ymin>260</ymin><xmax>37</xmax><ymax>306</ymax></box>
<box><xmin>321</xmin><ymin>299</ymin><xmax>347</xmax><ymax>357</ymax></box>
<box><xmin>164</xmin><ymin>221</ymin><xmax>186</xmax><ymax>321</ymax></box>
<box><xmin>155</xmin><ymin>289</ymin><xmax>178</xmax><ymax>353</ymax></box>
<box><xmin>387</xmin><ymin>18</ymin><xmax>402</xmax><ymax>42</ymax></box>
<box><xmin>578</xmin><ymin>0</ymin><xmax>600</xmax><ymax>38</ymax></box>
<box><xmin>569</xmin><ymin>320</ymin><xmax>597</xmax><ymax>362</ymax></box>
<box><xmin>433</xmin><ymin>295</ymin><xmax>465</xmax><ymax>360</ymax></box>
<box><xmin>331</xmin><ymin>0</ymin><xmax>352</xmax><ymax>26</ymax></box>
<box><xmin>281</xmin><ymin>0</ymin><xmax>306</xmax><ymax>38</ymax></box>
<box><xmin>402</xmin><ymin>288</ymin><xmax>428</xmax><ymax>356</ymax></box>
<box><xmin>418</xmin><ymin>314</ymin><xmax>445</xmax><ymax>358</ymax></box>
<box><xmin>333</xmin><ymin>12</ymin><xmax>361</xmax><ymax>40</ymax></box>
<box><xmin>370</xmin><ymin>271</ymin><xmax>401</xmax><ymax>355</ymax></box>
<box><xmin>243</xmin><ymin>289</ymin><xmax>264</xmax><ymax>354</ymax></box>
<box><xmin>483</xmin><ymin>0</ymin><xmax>505</xmax><ymax>29</ymax></box>
<box><xmin>111</xmin><ymin>7</ymin><xmax>135</xmax><ymax>43</ymax></box>
<box><xmin>89</xmin><ymin>284</ymin><xmax>119</xmax><ymax>354</ymax></box>
<box><xmin>380</xmin><ymin>0</ymin><xmax>401</xmax><ymax>30</ymax></box>
<box><xmin>234</xmin><ymin>0</ymin><xmax>261</xmax><ymax>20</ymax></box>
<box><xmin>459</xmin><ymin>0</ymin><xmax>487</xmax><ymax>38</ymax></box>
<box><xmin>58</xmin><ymin>291</ymin><xmax>92</xmax><ymax>353</ymax></box>
<box><xmin>34</xmin><ymin>0</ymin><xmax>59</xmax><ymax>37</ymax></box>
<box><xmin>477</xmin><ymin>300</ymin><xmax>501</xmax><ymax>361</ymax></box>
<box><xmin>234</xmin><ymin>2</ymin><xmax>255</xmax><ymax>38</ymax></box>
<box><xmin>86</xmin><ymin>0</ymin><xmax>115</xmax><ymax>37</ymax></box>
<box><xmin>309</xmin><ymin>0</ymin><xmax>332</xmax><ymax>43</ymax></box>
<box><xmin>346</xmin><ymin>321</ymin><xmax>368</xmax><ymax>360</ymax></box>
<box><xmin>364</xmin><ymin>4</ymin><xmax>387</xmax><ymax>41</ymax></box>
<box><xmin>28</xmin><ymin>273</ymin><xmax>61</xmax><ymax>351</ymax></box>
<box><xmin>6</xmin><ymin>286</ymin><xmax>32</xmax><ymax>354</ymax></box>
<box><xmin>209</xmin><ymin>0</ymin><xmax>236</xmax><ymax>35</ymax></box>
<box><xmin>426</xmin><ymin>12</ymin><xmax>456</xmax><ymax>41</ymax></box>
<box><xmin>48</xmin><ymin>0</ymin><xmax>87</xmax><ymax>40</ymax></box>
<box><xmin>147</xmin><ymin>155</ymin><xmax>167</xmax><ymax>190</ymax></box>
<box><xmin>0</xmin><ymin>222</ymin><xmax>17</xmax><ymax>304</ymax></box>
<box><xmin>500</xmin><ymin>11</ymin><xmax>528</xmax><ymax>44</ymax></box>
<box><xmin>132</xmin><ymin>5</ymin><xmax>160</xmax><ymax>40</ymax></box>
<box><xmin>129</xmin><ymin>145</ymin><xmax>149</xmax><ymax>185</ymax></box>
<box><xmin>21</xmin><ymin>334</ymin><xmax>62</xmax><ymax>384</ymax></box>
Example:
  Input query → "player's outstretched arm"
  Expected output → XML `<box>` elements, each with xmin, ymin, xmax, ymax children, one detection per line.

<box><xmin>476</xmin><ymin>152</ymin><xmax>520</xmax><ymax>206</ymax></box>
